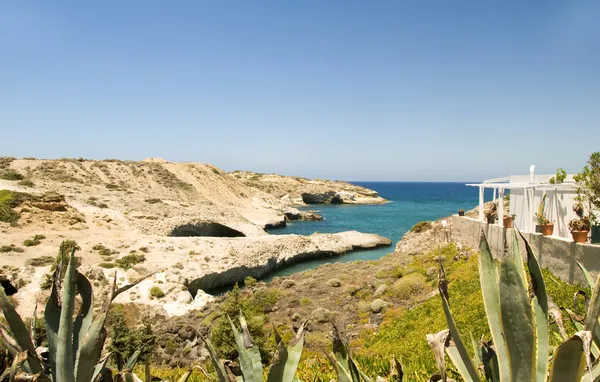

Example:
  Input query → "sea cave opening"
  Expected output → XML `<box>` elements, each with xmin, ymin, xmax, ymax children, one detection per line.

<box><xmin>169</xmin><ymin>222</ymin><xmax>246</xmax><ymax>238</ymax></box>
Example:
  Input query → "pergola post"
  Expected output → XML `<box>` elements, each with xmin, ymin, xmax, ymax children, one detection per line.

<box><xmin>498</xmin><ymin>188</ymin><xmax>504</xmax><ymax>226</ymax></box>
<box><xmin>479</xmin><ymin>186</ymin><xmax>485</xmax><ymax>222</ymax></box>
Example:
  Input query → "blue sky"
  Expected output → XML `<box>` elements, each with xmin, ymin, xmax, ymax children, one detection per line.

<box><xmin>1</xmin><ymin>1</ymin><xmax>599</xmax><ymax>181</ymax></box>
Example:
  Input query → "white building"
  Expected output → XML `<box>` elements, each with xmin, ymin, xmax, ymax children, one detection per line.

<box><xmin>467</xmin><ymin>166</ymin><xmax>580</xmax><ymax>240</ymax></box>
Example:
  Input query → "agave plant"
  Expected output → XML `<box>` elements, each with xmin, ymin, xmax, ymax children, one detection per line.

<box><xmin>199</xmin><ymin>312</ymin><xmax>309</xmax><ymax>382</ymax></box>
<box><xmin>0</xmin><ymin>242</ymin><xmax>151</xmax><ymax>381</ymax></box>
<box><xmin>327</xmin><ymin>324</ymin><xmax>403</xmax><ymax>382</ymax></box>
<box><xmin>429</xmin><ymin>229</ymin><xmax>600</xmax><ymax>381</ymax></box>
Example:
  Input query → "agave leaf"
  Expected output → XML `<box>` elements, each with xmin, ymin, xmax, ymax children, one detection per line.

<box><xmin>91</xmin><ymin>352</ymin><xmax>111</xmax><ymax>382</ymax></box>
<box><xmin>197</xmin><ymin>332</ymin><xmax>228</xmax><ymax>382</ymax></box>
<box><xmin>72</xmin><ymin>272</ymin><xmax>93</xmax><ymax>360</ymax></box>
<box><xmin>55</xmin><ymin>247</ymin><xmax>78</xmax><ymax>382</ymax></box>
<box><xmin>267</xmin><ymin>321</ymin><xmax>306</xmax><ymax>382</ymax></box>
<box><xmin>76</xmin><ymin>272</ymin><xmax>149</xmax><ymax>382</ymax></box>
<box><xmin>576</xmin><ymin>261</ymin><xmax>595</xmax><ymax>289</ymax></box>
<box><xmin>511</xmin><ymin>228</ymin><xmax>527</xmax><ymax>287</ymax></box>
<box><xmin>124</xmin><ymin>348</ymin><xmax>142</xmax><ymax>371</ymax></box>
<box><xmin>478</xmin><ymin>232</ymin><xmax>509</xmax><ymax>381</ymax></box>
<box><xmin>584</xmin><ymin>274</ymin><xmax>600</xmax><ymax>355</ymax></box>
<box><xmin>44</xmin><ymin>259</ymin><xmax>64</xmax><ymax>377</ymax></box>
<box><xmin>566</xmin><ymin>309</ymin><xmax>600</xmax><ymax>359</ymax></box>
<box><xmin>426</xmin><ymin>329</ymin><xmax>449</xmax><ymax>381</ymax></box>
<box><xmin>0</xmin><ymin>285</ymin><xmax>42</xmax><ymax>374</ymax></box>
<box><xmin>0</xmin><ymin>324</ymin><xmax>21</xmax><ymax>357</ymax></box>
<box><xmin>499</xmin><ymin>258</ymin><xmax>534</xmax><ymax>381</ymax></box>
<box><xmin>480</xmin><ymin>340</ymin><xmax>499</xmax><ymax>382</ymax></box>
<box><xmin>331</xmin><ymin>324</ymin><xmax>361</xmax><ymax>382</ymax></box>
<box><xmin>439</xmin><ymin>260</ymin><xmax>481</xmax><ymax>382</ymax></box>
<box><xmin>447</xmin><ymin>345</ymin><xmax>478</xmax><ymax>382</ymax></box>
<box><xmin>549</xmin><ymin>331</ymin><xmax>591</xmax><ymax>382</ymax></box>
<box><xmin>358</xmin><ymin>368</ymin><xmax>372</xmax><ymax>382</ymax></box>
<box><xmin>239</xmin><ymin>314</ymin><xmax>263</xmax><ymax>380</ymax></box>
<box><xmin>29</xmin><ymin>305</ymin><xmax>37</xmax><ymax>349</ymax></box>
<box><xmin>228</xmin><ymin>315</ymin><xmax>261</xmax><ymax>382</ymax></box>
<box><xmin>520</xmin><ymin>231</ymin><xmax>549</xmax><ymax>382</ymax></box>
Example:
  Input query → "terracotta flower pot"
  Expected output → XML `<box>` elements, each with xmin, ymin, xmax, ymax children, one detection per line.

<box><xmin>542</xmin><ymin>223</ymin><xmax>554</xmax><ymax>236</ymax></box>
<box><xmin>503</xmin><ymin>217</ymin><xmax>512</xmax><ymax>228</ymax></box>
<box><xmin>572</xmin><ymin>230</ymin><xmax>589</xmax><ymax>243</ymax></box>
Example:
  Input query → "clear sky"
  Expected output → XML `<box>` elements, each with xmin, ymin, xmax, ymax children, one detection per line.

<box><xmin>1</xmin><ymin>1</ymin><xmax>599</xmax><ymax>181</ymax></box>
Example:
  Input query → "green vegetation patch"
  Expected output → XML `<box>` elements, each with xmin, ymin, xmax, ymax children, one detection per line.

<box><xmin>0</xmin><ymin>244</ymin><xmax>24</xmax><ymax>253</ymax></box>
<box><xmin>23</xmin><ymin>234</ymin><xmax>46</xmax><ymax>247</ymax></box>
<box><xmin>149</xmin><ymin>286</ymin><xmax>165</xmax><ymax>298</ymax></box>
<box><xmin>358</xmin><ymin>246</ymin><xmax>587</xmax><ymax>377</ymax></box>
<box><xmin>115</xmin><ymin>253</ymin><xmax>146</xmax><ymax>269</ymax></box>
<box><xmin>410</xmin><ymin>220</ymin><xmax>432</xmax><ymax>233</ymax></box>
<box><xmin>0</xmin><ymin>190</ymin><xmax>32</xmax><ymax>223</ymax></box>
<box><xmin>0</xmin><ymin>169</ymin><xmax>24</xmax><ymax>181</ymax></box>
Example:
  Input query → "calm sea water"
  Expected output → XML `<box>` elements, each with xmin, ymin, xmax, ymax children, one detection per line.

<box><xmin>264</xmin><ymin>182</ymin><xmax>486</xmax><ymax>280</ymax></box>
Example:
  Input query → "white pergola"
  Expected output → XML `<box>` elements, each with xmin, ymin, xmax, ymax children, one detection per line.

<box><xmin>466</xmin><ymin>173</ymin><xmax>578</xmax><ymax>237</ymax></box>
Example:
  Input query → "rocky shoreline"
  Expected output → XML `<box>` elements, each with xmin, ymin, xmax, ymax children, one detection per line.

<box><xmin>0</xmin><ymin>157</ymin><xmax>390</xmax><ymax>317</ymax></box>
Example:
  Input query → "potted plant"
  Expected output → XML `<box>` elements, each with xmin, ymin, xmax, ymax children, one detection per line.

<box><xmin>503</xmin><ymin>213</ymin><xmax>516</xmax><ymax>228</ymax></box>
<box><xmin>535</xmin><ymin>194</ymin><xmax>554</xmax><ymax>235</ymax></box>
<box><xmin>458</xmin><ymin>209</ymin><xmax>465</xmax><ymax>217</ymax></box>
<box><xmin>485</xmin><ymin>203</ymin><xmax>497</xmax><ymax>224</ymax></box>
<box><xmin>569</xmin><ymin>202</ymin><xmax>591</xmax><ymax>243</ymax></box>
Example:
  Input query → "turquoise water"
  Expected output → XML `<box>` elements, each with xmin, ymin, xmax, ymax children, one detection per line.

<box><xmin>264</xmin><ymin>182</ymin><xmax>486</xmax><ymax>280</ymax></box>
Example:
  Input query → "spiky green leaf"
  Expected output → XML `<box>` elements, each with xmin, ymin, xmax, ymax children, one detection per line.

<box><xmin>478</xmin><ymin>233</ymin><xmax>509</xmax><ymax>381</ymax></box>
<box><xmin>499</xmin><ymin>258</ymin><xmax>534</xmax><ymax>382</ymax></box>
<box><xmin>439</xmin><ymin>261</ymin><xmax>481</xmax><ymax>382</ymax></box>
<box><xmin>55</xmin><ymin>247</ymin><xmax>77</xmax><ymax>382</ymax></box>
<box><xmin>520</xmin><ymin>231</ymin><xmax>549</xmax><ymax>382</ymax></box>
<box><xmin>549</xmin><ymin>331</ymin><xmax>590</xmax><ymax>382</ymax></box>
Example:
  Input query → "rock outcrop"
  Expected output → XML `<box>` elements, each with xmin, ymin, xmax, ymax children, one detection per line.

<box><xmin>229</xmin><ymin>171</ymin><xmax>387</xmax><ymax>205</ymax></box>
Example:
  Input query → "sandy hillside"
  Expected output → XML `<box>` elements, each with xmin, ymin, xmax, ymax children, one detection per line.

<box><xmin>0</xmin><ymin>157</ymin><xmax>390</xmax><ymax>317</ymax></box>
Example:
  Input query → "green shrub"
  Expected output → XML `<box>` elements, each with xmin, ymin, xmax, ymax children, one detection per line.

<box><xmin>108</xmin><ymin>305</ymin><xmax>156</xmax><ymax>362</ymax></box>
<box><xmin>299</xmin><ymin>297</ymin><xmax>312</xmax><ymax>306</ymax></box>
<box><xmin>244</xmin><ymin>276</ymin><xmax>258</xmax><ymax>287</ymax></box>
<box><xmin>390</xmin><ymin>273</ymin><xmax>427</xmax><ymax>300</ymax></box>
<box><xmin>0</xmin><ymin>169</ymin><xmax>24</xmax><ymax>180</ymax></box>
<box><xmin>99</xmin><ymin>262</ymin><xmax>116</xmax><ymax>268</ymax></box>
<box><xmin>115</xmin><ymin>253</ymin><xmax>146</xmax><ymax>269</ymax></box>
<box><xmin>92</xmin><ymin>244</ymin><xmax>118</xmax><ymax>257</ymax></box>
<box><xmin>410</xmin><ymin>221</ymin><xmax>432</xmax><ymax>233</ymax></box>
<box><xmin>149</xmin><ymin>286</ymin><xmax>165</xmax><ymax>298</ymax></box>
<box><xmin>0</xmin><ymin>190</ymin><xmax>23</xmax><ymax>223</ymax></box>
<box><xmin>23</xmin><ymin>234</ymin><xmax>45</xmax><ymax>247</ymax></box>
<box><xmin>0</xmin><ymin>244</ymin><xmax>24</xmax><ymax>253</ymax></box>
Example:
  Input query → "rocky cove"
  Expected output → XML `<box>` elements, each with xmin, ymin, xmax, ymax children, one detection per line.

<box><xmin>0</xmin><ymin>157</ymin><xmax>391</xmax><ymax>318</ymax></box>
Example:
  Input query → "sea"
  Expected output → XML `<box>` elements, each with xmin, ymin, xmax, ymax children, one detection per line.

<box><xmin>264</xmin><ymin>182</ymin><xmax>489</xmax><ymax>280</ymax></box>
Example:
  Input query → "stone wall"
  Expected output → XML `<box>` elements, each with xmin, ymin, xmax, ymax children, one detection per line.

<box><xmin>451</xmin><ymin>215</ymin><xmax>600</xmax><ymax>285</ymax></box>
